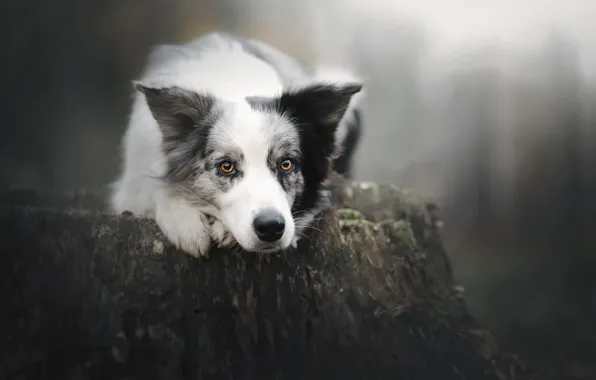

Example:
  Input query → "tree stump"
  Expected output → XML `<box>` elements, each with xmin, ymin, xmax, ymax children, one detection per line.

<box><xmin>0</xmin><ymin>179</ymin><xmax>538</xmax><ymax>380</ymax></box>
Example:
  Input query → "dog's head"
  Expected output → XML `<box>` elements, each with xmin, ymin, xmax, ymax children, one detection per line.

<box><xmin>137</xmin><ymin>82</ymin><xmax>362</xmax><ymax>252</ymax></box>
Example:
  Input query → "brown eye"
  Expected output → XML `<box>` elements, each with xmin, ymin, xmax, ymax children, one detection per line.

<box><xmin>279</xmin><ymin>159</ymin><xmax>293</xmax><ymax>172</ymax></box>
<box><xmin>219</xmin><ymin>161</ymin><xmax>235</xmax><ymax>175</ymax></box>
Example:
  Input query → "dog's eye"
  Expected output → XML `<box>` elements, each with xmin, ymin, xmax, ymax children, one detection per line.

<box><xmin>219</xmin><ymin>161</ymin><xmax>235</xmax><ymax>175</ymax></box>
<box><xmin>279</xmin><ymin>159</ymin><xmax>293</xmax><ymax>172</ymax></box>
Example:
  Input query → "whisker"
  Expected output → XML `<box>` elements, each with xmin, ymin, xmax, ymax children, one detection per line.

<box><xmin>294</xmin><ymin>224</ymin><xmax>324</xmax><ymax>235</ymax></box>
<box><xmin>296</xmin><ymin>233</ymin><xmax>312</xmax><ymax>242</ymax></box>
<box><xmin>296</xmin><ymin>225</ymin><xmax>323</xmax><ymax>233</ymax></box>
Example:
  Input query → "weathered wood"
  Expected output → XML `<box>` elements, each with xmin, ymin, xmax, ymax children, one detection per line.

<box><xmin>0</xmin><ymin>180</ymin><xmax>536</xmax><ymax>380</ymax></box>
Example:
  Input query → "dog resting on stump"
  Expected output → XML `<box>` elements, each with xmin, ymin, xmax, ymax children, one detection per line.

<box><xmin>109</xmin><ymin>32</ymin><xmax>365</xmax><ymax>258</ymax></box>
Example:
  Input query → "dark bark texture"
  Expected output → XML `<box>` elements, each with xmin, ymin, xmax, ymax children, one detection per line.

<box><xmin>0</xmin><ymin>180</ymin><xmax>537</xmax><ymax>380</ymax></box>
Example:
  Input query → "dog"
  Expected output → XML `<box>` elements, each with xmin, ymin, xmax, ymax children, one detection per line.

<box><xmin>109</xmin><ymin>32</ymin><xmax>365</xmax><ymax>258</ymax></box>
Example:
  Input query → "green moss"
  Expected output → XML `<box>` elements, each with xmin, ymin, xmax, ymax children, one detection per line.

<box><xmin>337</xmin><ymin>208</ymin><xmax>365</xmax><ymax>221</ymax></box>
<box><xmin>336</xmin><ymin>208</ymin><xmax>379</xmax><ymax>246</ymax></box>
<box><xmin>337</xmin><ymin>208</ymin><xmax>421</xmax><ymax>251</ymax></box>
<box><xmin>384</xmin><ymin>219</ymin><xmax>419</xmax><ymax>251</ymax></box>
<box><xmin>340</xmin><ymin>219</ymin><xmax>375</xmax><ymax>229</ymax></box>
<box><xmin>337</xmin><ymin>208</ymin><xmax>376</xmax><ymax>230</ymax></box>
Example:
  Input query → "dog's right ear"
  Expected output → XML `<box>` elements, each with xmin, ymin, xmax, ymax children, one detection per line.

<box><xmin>134</xmin><ymin>82</ymin><xmax>215</xmax><ymax>144</ymax></box>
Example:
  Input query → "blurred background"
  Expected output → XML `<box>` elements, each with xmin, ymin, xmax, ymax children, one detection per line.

<box><xmin>1</xmin><ymin>0</ymin><xmax>595</xmax><ymax>378</ymax></box>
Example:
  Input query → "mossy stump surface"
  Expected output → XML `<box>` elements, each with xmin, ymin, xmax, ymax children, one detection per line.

<box><xmin>0</xmin><ymin>180</ymin><xmax>536</xmax><ymax>380</ymax></box>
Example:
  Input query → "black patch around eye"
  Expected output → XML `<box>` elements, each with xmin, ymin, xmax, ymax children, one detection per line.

<box><xmin>248</xmin><ymin>85</ymin><xmax>360</xmax><ymax>214</ymax></box>
<box><xmin>248</xmin><ymin>85</ymin><xmax>361</xmax><ymax>216</ymax></box>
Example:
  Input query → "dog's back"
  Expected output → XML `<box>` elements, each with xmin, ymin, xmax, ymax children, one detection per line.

<box><xmin>141</xmin><ymin>33</ymin><xmax>286</xmax><ymax>101</ymax></box>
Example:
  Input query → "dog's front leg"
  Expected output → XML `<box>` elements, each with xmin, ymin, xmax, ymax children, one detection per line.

<box><xmin>207</xmin><ymin>216</ymin><xmax>236</xmax><ymax>248</ymax></box>
<box><xmin>155</xmin><ymin>193</ymin><xmax>212</xmax><ymax>258</ymax></box>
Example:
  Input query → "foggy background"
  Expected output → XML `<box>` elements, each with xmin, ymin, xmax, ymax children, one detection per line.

<box><xmin>1</xmin><ymin>0</ymin><xmax>595</xmax><ymax>378</ymax></box>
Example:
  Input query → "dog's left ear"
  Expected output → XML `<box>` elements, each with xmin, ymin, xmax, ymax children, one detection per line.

<box><xmin>248</xmin><ymin>83</ymin><xmax>362</xmax><ymax>130</ymax></box>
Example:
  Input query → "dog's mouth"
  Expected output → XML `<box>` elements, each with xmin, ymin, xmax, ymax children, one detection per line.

<box><xmin>251</xmin><ymin>242</ymin><xmax>288</xmax><ymax>254</ymax></box>
<box><xmin>215</xmin><ymin>232</ymin><xmax>289</xmax><ymax>254</ymax></box>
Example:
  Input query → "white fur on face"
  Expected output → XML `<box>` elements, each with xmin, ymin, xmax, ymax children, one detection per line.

<box><xmin>205</xmin><ymin>102</ymin><xmax>299</xmax><ymax>252</ymax></box>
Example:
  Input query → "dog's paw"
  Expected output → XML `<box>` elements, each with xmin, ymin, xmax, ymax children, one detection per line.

<box><xmin>208</xmin><ymin>218</ymin><xmax>235</xmax><ymax>248</ymax></box>
<box><xmin>155</xmin><ymin>201</ymin><xmax>212</xmax><ymax>258</ymax></box>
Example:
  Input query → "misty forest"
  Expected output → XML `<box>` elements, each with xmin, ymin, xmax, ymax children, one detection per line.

<box><xmin>1</xmin><ymin>1</ymin><xmax>595</xmax><ymax>379</ymax></box>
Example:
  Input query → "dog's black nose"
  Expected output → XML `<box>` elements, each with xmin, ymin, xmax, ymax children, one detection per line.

<box><xmin>253</xmin><ymin>210</ymin><xmax>285</xmax><ymax>242</ymax></box>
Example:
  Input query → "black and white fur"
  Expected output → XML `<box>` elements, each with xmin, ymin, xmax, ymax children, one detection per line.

<box><xmin>110</xmin><ymin>32</ymin><xmax>365</xmax><ymax>258</ymax></box>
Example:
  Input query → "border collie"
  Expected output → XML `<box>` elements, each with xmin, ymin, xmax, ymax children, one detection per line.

<box><xmin>109</xmin><ymin>32</ymin><xmax>364</xmax><ymax>258</ymax></box>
